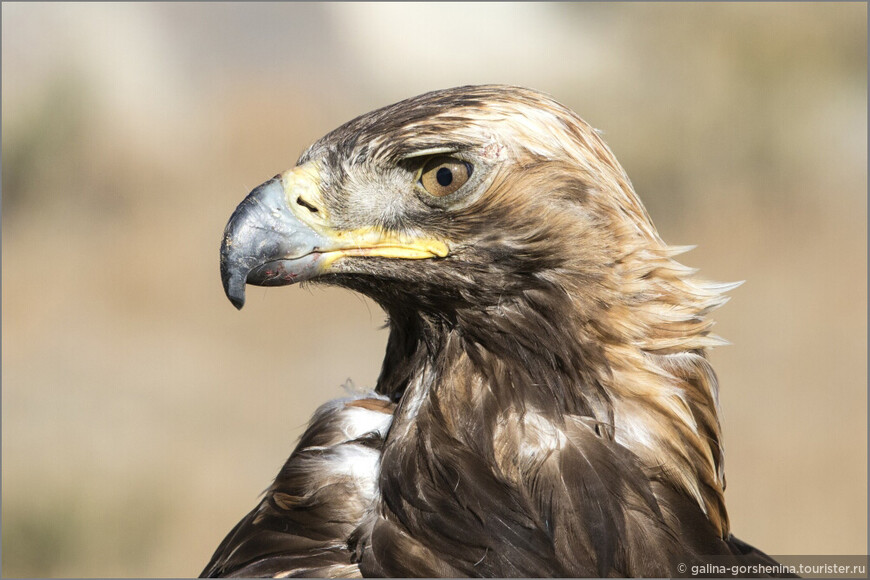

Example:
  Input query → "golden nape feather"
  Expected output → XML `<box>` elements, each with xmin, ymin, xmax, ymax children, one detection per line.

<box><xmin>206</xmin><ymin>85</ymin><xmax>787</xmax><ymax>578</ymax></box>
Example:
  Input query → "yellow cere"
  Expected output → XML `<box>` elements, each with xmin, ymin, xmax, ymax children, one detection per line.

<box><xmin>280</xmin><ymin>163</ymin><xmax>328</xmax><ymax>224</ymax></box>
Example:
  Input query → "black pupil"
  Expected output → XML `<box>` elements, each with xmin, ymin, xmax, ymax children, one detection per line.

<box><xmin>436</xmin><ymin>167</ymin><xmax>453</xmax><ymax>187</ymax></box>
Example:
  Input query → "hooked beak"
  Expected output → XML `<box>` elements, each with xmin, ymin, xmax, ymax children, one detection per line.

<box><xmin>219</xmin><ymin>176</ymin><xmax>328</xmax><ymax>309</ymax></box>
<box><xmin>219</xmin><ymin>165</ymin><xmax>449</xmax><ymax>310</ymax></box>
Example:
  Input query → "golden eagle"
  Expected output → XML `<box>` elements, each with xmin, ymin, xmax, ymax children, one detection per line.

<box><xmin>204</xmin><ymin>86</ymin><xmax>780</xmax><ymax>577</ymax></box>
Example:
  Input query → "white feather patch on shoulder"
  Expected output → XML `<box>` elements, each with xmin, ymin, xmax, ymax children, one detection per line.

<box><xmin>337</xmin><ymin>405</ymin><xmax>394</xmax><ymax>440</ymax></box>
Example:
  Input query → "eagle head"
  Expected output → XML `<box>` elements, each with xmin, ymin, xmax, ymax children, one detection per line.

<box><xmin>222</xmin><ymin>86</ymin><xmax>650</xmax><ymax>313</ymax></box>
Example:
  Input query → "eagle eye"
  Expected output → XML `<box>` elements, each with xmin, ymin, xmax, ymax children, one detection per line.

<box><xmin>420</xmin><ymin>156</ymin><xmax>472</xmax><ymax>197</ymax></box>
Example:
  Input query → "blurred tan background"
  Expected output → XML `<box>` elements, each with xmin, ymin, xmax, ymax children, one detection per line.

<box><xmin>2</xmin><ymin>2</ymin><xmax>866</xmax><ymax>577</ymax></box>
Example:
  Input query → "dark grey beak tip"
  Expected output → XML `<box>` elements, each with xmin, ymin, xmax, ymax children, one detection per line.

<box><xmin>220</xmin><ymin>260</ymin><xmax>248</xmax><ymax>310</ymax></box>
<box><xmin>227</xmin><ymin>286</ymin><xmax>246</xmax><ymax>310</ymax></box>
<box><xmin>220</xmin><ymin>232</ymin><xmax>249</xmax><ymax>310</ymax></box>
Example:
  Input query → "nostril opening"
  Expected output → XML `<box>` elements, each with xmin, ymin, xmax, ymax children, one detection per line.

<box><xmin>296</xmin><ymin>197</ymin><xmax>319</xmax><ymax>213</ymax></box>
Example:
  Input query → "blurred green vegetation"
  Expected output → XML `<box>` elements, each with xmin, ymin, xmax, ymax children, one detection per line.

<box><xmin>3</xmin><ymin>483</ymin><xmax>171</xmax><ymax>577</ymax></box>
<box><xmin>3</xmin><ymin>74</ymin><xmax>90</xmax><ymax>212</ymax></box>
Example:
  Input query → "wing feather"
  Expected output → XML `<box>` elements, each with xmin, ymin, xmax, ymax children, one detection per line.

<box><xmin>200</xmin><ymin>394</ymin><xmax>394</xmax><ymax>578</ymax></box>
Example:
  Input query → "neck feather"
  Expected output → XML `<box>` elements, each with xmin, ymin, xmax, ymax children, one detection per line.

<box><xmin>376</xmin><ymin>243</ymin><xmax>733</xmax><ymax>537</ymax></box>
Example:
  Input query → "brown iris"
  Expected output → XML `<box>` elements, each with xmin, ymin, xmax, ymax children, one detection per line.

<box><xmin>420</xmin><ymin>156</ymin><xmax>472</xmax><ymax>197</ymax></box>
